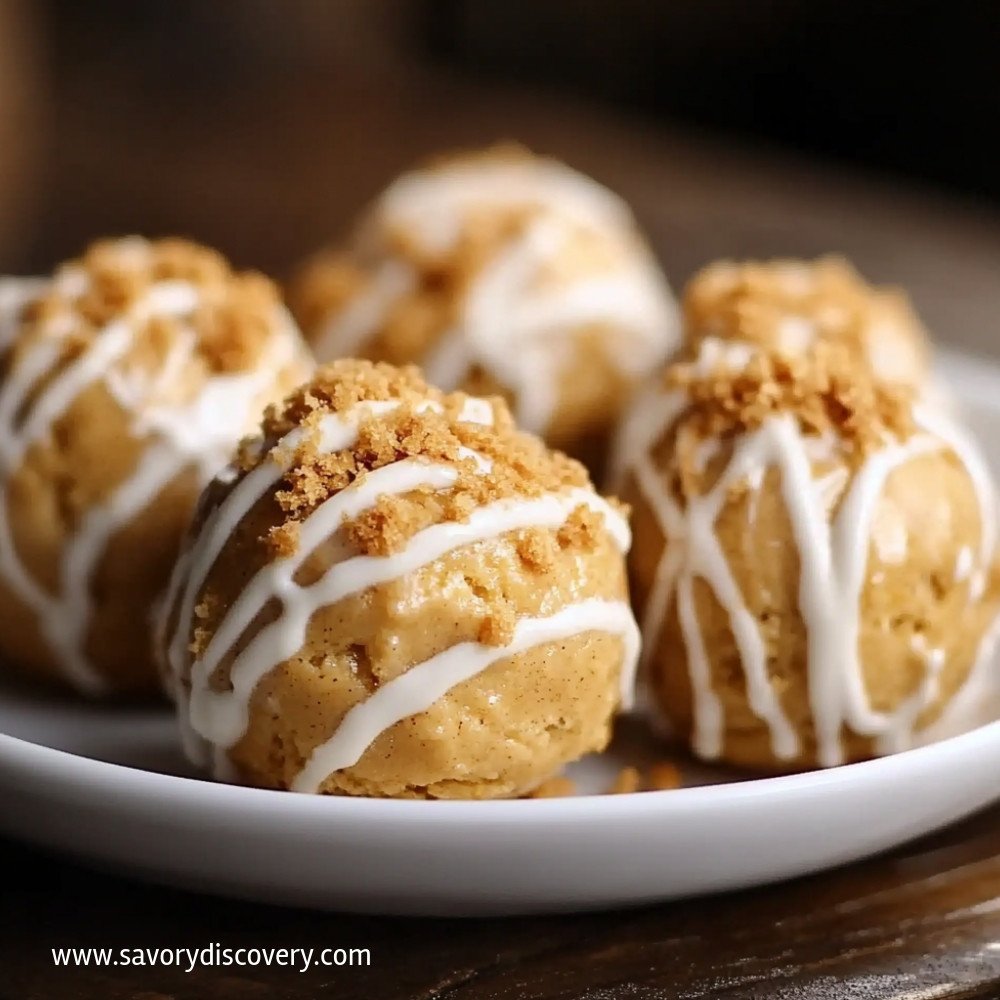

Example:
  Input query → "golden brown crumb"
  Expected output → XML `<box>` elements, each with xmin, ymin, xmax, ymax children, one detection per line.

<box><xmin>529</xmin><ymin>776</ymin><xmax>577</xmax><ymax>799</ymax></box>
<box><xmin>557</xmin><ymin>505</ymin><xmax>610</xmax><ymax>552</ymax></box>
<box><xmin>602</xmin><ymin>762</ymin><xmax>684</xmax><ymax>795</ymax></box>
<box><xmin>609</xmin><ymin>766</ymin><xmax>643</xmax><ymax>794</ymax></box>
<box><xmin>684</xmin><ymin>256</ymin><xmax>926</xmax><ymax>363</ymax></box>
<box><xmin>646</xmin><ymin>762</ymin><xmax>683</xmax><ymax>791</ymax></box>
<box><xmin>265</xmin><ymin>359</ymin><xmax>436</xmax><ymax>438</ymax></box>
<box><xmin>244</xmin><ymin>360</ymin><xmax>610</xmax><ymax>559</ymax></box>
<box><xmin>19</xmin><ymin>237</ymin><xmax>284</xmax><ymax>375</ymax></box>
<box><xmin>477</xmin><ymin>602</ymin><xmax>517</xmax><ymax>647</ymax></box>
<box><xmin>514</xmin><ymin>527</ymin><xmax>558</xmax><ymax>572</ymax></box>
<box><xmin>666</xmin><ymin>341</ymin><xmax>914</xmax><ymax>480</ymax></box>
<box><xmin>266</xmin><ymin>521</ymin><xmax>300</xmax><ymax>559</ymax></box>
<box><xmin>189</xmin><ymin>592</ymin><xmax>224</xmax><ymax>658</ymax></box>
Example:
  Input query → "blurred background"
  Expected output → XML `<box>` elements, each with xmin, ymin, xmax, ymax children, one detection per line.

<box><xmin>1</xmin><ymin>0</ymin><xmax>998</xmax><ymax>353</ymax></box>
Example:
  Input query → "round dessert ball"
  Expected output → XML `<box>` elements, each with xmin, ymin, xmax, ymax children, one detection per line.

<box><xmin>683</xmin><ymin>257</ymin><xmax>932</xmax><ymax>389</ymax></box>
<box><xmin>619</xmin><ymin>338</ymin><xmax>1000</xmax><ymax>770</ymax></box>
<box><xmin>161</xmin><ymin>360</ymin><xmax>639</xmax><ymax>798</ymax></box>
<box><xmin>0</xmin><ymin>237</ymin><xmax>314</xmax><ymax>696</ymax></box>
<box><xmin>288</xmin><ymin>145</ymin><xmax>679</xmax><ymax>470</ymax></box>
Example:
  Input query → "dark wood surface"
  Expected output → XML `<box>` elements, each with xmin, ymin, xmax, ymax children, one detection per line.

<box><xmin>3</xmin><ymin>808</ymin><xmax>1000</xmax><ymax>999</ymax></box>
<box><xmin>2</xmin><ymin>41</ymin><xmax>1000</xmax><ymax>1000</ymax></box>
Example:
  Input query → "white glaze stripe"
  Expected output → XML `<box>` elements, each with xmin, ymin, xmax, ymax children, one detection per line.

<box><xmin>45</xmin><ymin>442</ymin><xmax>182</xmax><ymax>688</ymax></box>
<box><xmin>315</xmin><ymin>259</ymin><xmax>415</xmax><ymax>361</ymax></box>
<box><xmin>291</xmin><ymin>597</ymin><xmax>640</xmax><ymax>793</ymax></box>
<box><xmin>453</xmin><ymin>215</ymin><xmax>674</xmax><ymax>434</ymax></box>
<box><xmin>379</xmin><ymin>158</ymin><xmax>632</xmax><ymax>254</ymax></box>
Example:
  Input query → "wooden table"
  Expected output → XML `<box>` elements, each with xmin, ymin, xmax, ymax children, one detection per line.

<box><xmin>3</xmin><ymin>809</ymin><xmax>999</xmax><ymax>999</ymax></box>
<box><xmin>2</xmin><ymin>52</ymin><xmax>1000</xmax><ymax>1000</ymax></box>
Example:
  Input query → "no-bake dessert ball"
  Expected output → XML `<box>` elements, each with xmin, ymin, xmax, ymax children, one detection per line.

<box><xmin>162</xmin><ymin>360</ymin><xmax>639</xmax><ymax>798</ymax></box>
<box><xmin>0</xmin><ymin>238</ymin><xmax>313</xmax><ymax>696</ymax></box>
<box><xmin>618</xmin><ymin>338</ymin><xmax>1000</xmax><ymax>770</ymax></box>
<box><xmin>289</xmin><ymin>145</ymin><xmax>678</xmax><ymax>469</ymax></box>
<box><xmin>683</xmin><ymin>257</ymin><xmax>932</xmax><ymax>389</ymax></box>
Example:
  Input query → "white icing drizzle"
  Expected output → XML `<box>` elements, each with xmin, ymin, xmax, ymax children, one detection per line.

<box><xmin>167</xmin><ymin>395</ymin><xmax>637</xmax><ymax>788</ymax></box>
<box><xmin>380</xmin><ymin>157</ymin><xmax>633</xmax><ymax>249</ymax></box>
<box><xmin>314</xmin><ymin>156</ymin><xmax>679</xmax><ymax>435</ymax></box>
<box><xmin>909</xmin><ymin>633</ymin><xmax>946</xmax><ymax>700</ymax></box>
<box><xmin>623</xmin><ymin>340</ymin><xmax>999</xmax><ymax>766</ymax></box>
<box><xmin>313</xmin><ymin>259</ymin><xmax>414</xmax><ymax>361</ymax></box>
<box><xmin>955</xmin><ymin>545</ymin><xmax>974</xmax><ymax>584</ymax></box>
<box><xmin>607</xmin><ymin>383</ymin><xmax>687</xmax><ymax>494</ymax></box>
<box><xmin>917</xmin><ymin>611</ymin><xmax>1000</xmax><ymax>744</ymax></box>
<box><xmin>292</xmin><ymin>597</ymin><xmax>640</xmax><ymax>793</ymax></box>
<box><xmin>0</xmin><ymin>246</ymin><xmax>306</xmax><ymax>693</ymax></box>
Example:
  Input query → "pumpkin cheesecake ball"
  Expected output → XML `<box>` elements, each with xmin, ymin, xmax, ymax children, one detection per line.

<box><xmin>618</xmin><ymin>339</ymin><xmax>999</xmax><ymax>771</ymax></box>
<box><xmin>0</xmin><ymin>238</ymin><xmax>313</xmax><ymax>696</ymax></box>
<box><xmin>289</xmin><ymin>145</ymin><xmax>678</xmax><ymax>469</ymax></box>
<box><xmin>683</xmin><ymin>257</ymin><xmax>932</xmax><ymax>390</ymax></box>
<box><xmin>162</xmin><ymin>360</ymin><xmax>639</xmax><ymax>798</ymax></box>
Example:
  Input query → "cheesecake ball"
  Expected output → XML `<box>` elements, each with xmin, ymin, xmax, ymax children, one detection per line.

<box><xmin>0</xmin><ymin>238</ymin><xmax>313</xmax><ymax>696</ymax></box>
<box><xmin>289</xmin><ymin>145</ymin><xmax>678</xmax><ymax>469</ymax></box>
<box><xmin>162</xmin><ymin>360</ymin><xmax>639</xmax><ymax>798</ymax></box>
<box><xmin>619</xmin><ymin>339</ymin><xmax>1000</xmax><ymax>770</ymax></box>
<box><xmin>683</xmin><ymin>257</ymin><xmax>932</xmax><ymax>389</ymax></box>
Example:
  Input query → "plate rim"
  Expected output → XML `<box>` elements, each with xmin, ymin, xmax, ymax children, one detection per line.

<box><xmin>2</xmin><ymin>718</ymin><xmax>998</xmax><ymax>824</ymax></box>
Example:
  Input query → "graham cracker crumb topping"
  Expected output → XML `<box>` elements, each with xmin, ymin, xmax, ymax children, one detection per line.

<box><xmin>683</xmin><ymin>256</ymin><xmax>927</xmax><ymax>368</ymax></box>
<box><xmin>19</xmin><ymin>237</ymin><xmax>285</xmax><ymax>374</ymax></box>
<box><xmin>240</xmin><ymin>360</ymin><xmax>619</xmax><ymax>563</ymax></box>
<box><xmin>666</xmin><ymin>342</ymin><xmax>915</xmax><ymax>466</ymax></box>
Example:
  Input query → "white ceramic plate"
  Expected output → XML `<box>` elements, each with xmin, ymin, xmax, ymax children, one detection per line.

<box><xmin>0</xmin><ymin>349</ymin><xmax>998</xmax><ymax>917</ymax></box>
